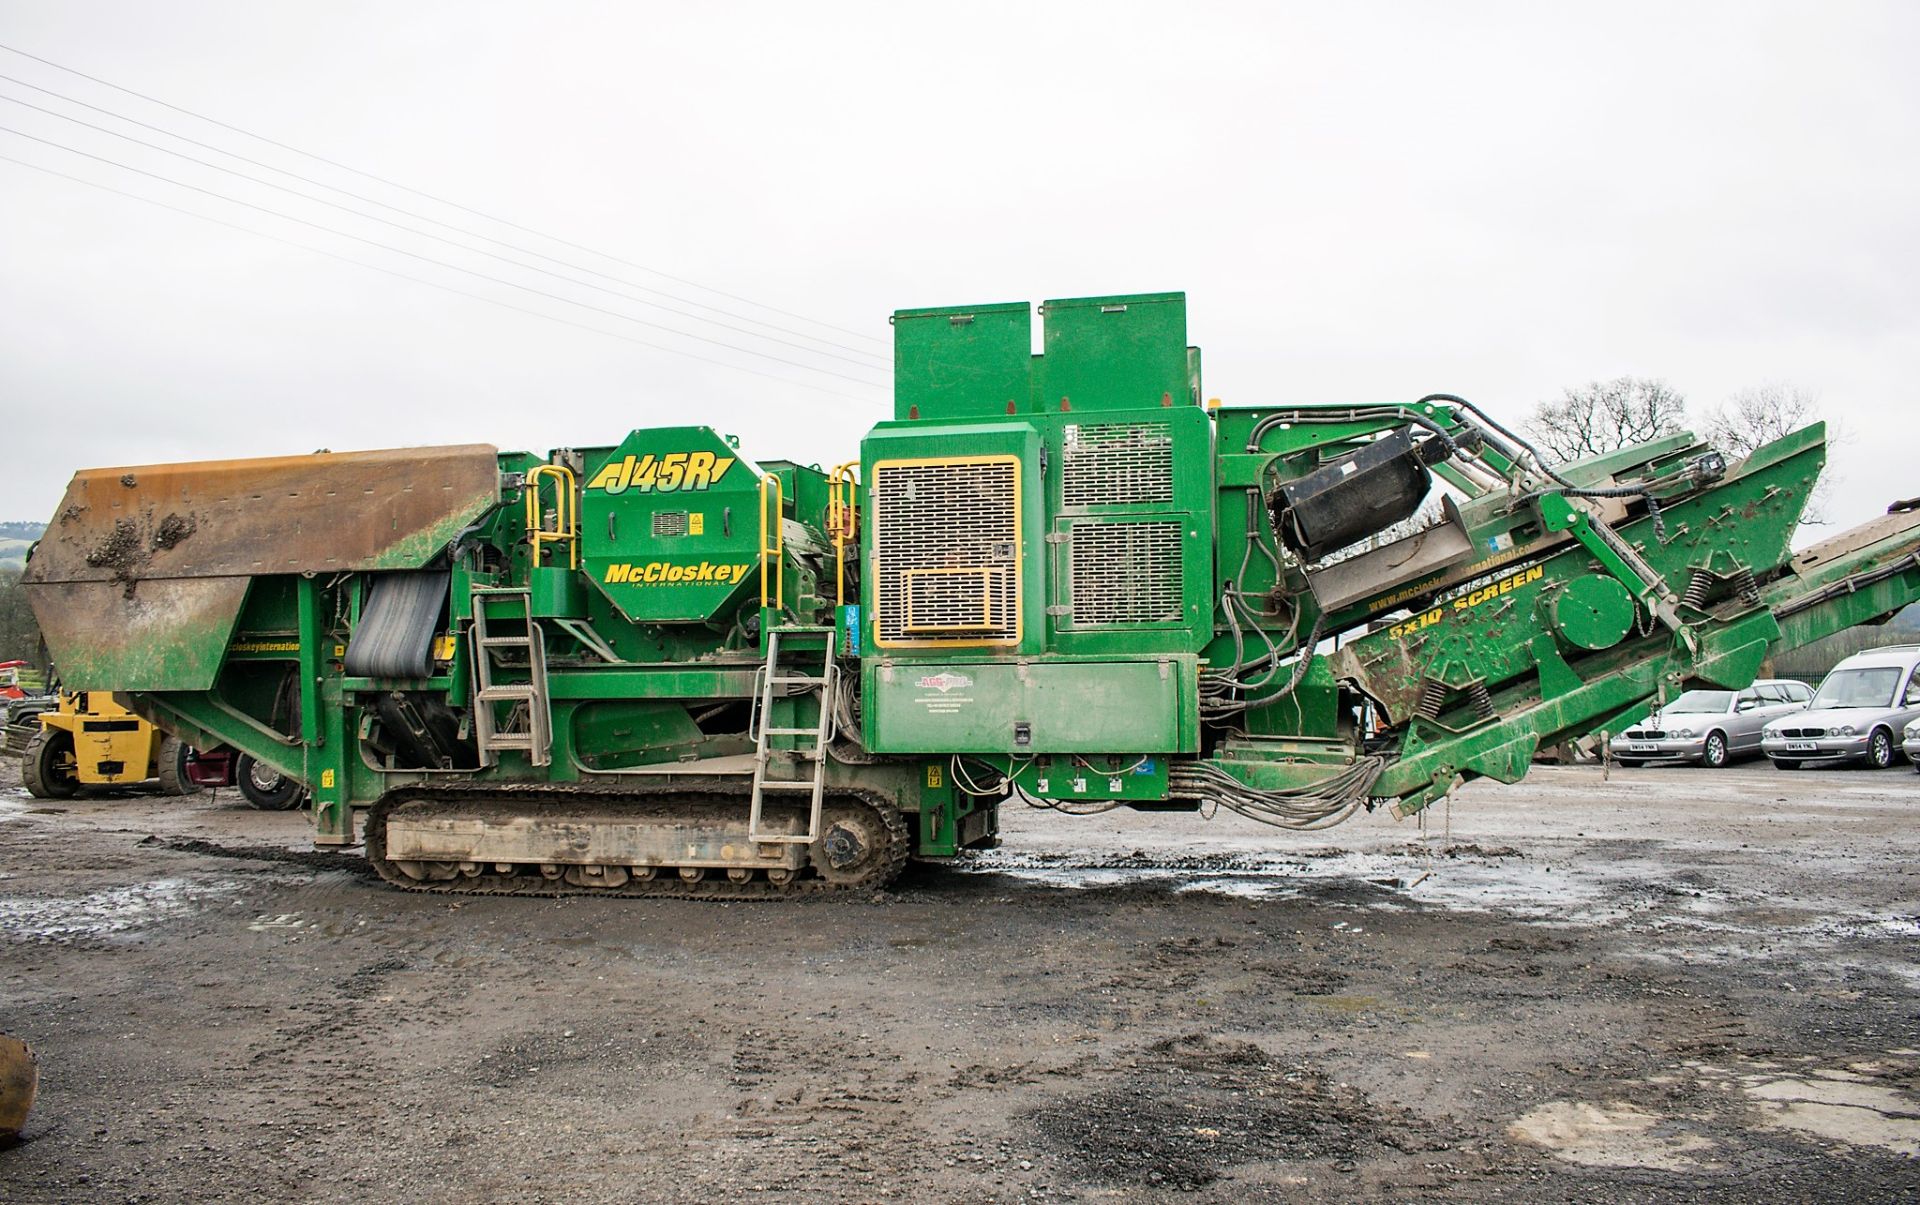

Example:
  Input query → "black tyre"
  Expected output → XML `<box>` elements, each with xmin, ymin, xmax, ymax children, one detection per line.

<box><xmin>1615</xmin><ymin>759</ymin><xmax>1644</xmax><ymax>769</ymax></box>
<box><xmin>154</xmin><ymin>736</ymin><xmax>203</xmax><ymax>796</ymax></box>
<box><xmin>1773</xmin><ymin>759</ymin><xmax>1802</xmax><ymax>770</ymax></box>
<box><xmin>1701</xmin><ymin>731</ymin><xmax>1729</xmax><ymax>769</ymax></box>
<box><xmin>235</xmin><ymin>754</ymin><xmax>304</xmax><ymax>811</ymax></box>
<box><xmin>21</xmin><ymin>729</ymin><xmax>79</xmax><ymax>800</ymax></box>
<box><xmin>1868</xmin><ymin>728</ymin><xmax>1895</xmax><ymax>770</ymax></box>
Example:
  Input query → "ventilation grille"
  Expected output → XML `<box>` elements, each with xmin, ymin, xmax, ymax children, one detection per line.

<box><xmin>1062</xmin><ymin>422</ymin><xmax>1174</xmax><ymax>507</ymax></box>
<box><xmin>1069</xmin><ymin>520</ymin><xmax>1183</xmax><ymax>625</ymax></box>
<box><xmin>651</xmin><ymin>511</ymin><xmax>688</xmax><ymax>537</ymax></box>
<box><xmin>873</xmin><ymin>458</ymin><xmax>1020</xmax><ymax>645</ymax></box>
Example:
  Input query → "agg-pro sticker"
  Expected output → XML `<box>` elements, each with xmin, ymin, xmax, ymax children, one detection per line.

<box><xmin>915</xmin><ymin>672</ymin><xmax>975</xmax><ymax>715</ymax></box>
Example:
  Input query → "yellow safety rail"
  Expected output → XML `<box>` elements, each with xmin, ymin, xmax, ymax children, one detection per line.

<box><xmin>526</xmin><ymin>464</ymin><xmax>578</xmax><ymax>569</ymax></box>
<box><xmin>827</xmin><ymin>461</ymin><xmax>860</xmax><ymax>606</ymax></box>
<box><xmin>758</xmin><ymin>471</ymin><xmax>784</xmax><ymax>610</ymax></box>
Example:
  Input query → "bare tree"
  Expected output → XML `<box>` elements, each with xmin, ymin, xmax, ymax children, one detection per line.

<box><xmin>1702</xmin><ymin>383</ymin><xmax>1821</xmax><ymax>458</ymax></box>
<box><xmin>1703</xmin><ymin>383</ymin><xmax>1830</xmax><ymax>523</ymax></box>
<box><xmin>1526</xmin><ymin>377</ymin><xmax>1688</xmax><ymax>464</ymax></box>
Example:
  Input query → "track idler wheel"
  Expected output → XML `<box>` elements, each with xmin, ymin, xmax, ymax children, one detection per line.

<box><xmin>812</xmin><ymin>802</ymin><xmax>893</xmax><ymax>886</ymax></box>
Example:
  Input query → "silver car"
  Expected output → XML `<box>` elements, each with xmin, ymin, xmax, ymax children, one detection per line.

<box><xmin>1762</xmin><ymin>645</ymin><xmax>1920</xmax><ymax>769</ymax></box>
<box><xmin>1613</xmin><ymin>679</ymin><xmax>1813</xmax><ymax>768</ymax></box>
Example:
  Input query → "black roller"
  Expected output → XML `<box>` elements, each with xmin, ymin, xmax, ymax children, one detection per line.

<box><xmin>344</xmin><ymin>572</ymin><xmax>448</xmax><ymax>679</ymax></box>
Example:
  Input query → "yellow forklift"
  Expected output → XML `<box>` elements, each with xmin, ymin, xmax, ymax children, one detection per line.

<box><xmin>12</xmin><ymin>690</ymin><xmax>269</xmax><ymax>801</ymax></box>
<box><xmin>17</xmin><ymin>691</ymin><xmax>204</xmax><ymax>797</ymax></box>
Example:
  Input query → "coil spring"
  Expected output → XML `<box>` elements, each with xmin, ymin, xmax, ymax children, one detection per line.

<box><xmin>1680</xmin><ymin>569</ymin><xmax>1715</xmax><ymax>611</ymax></box>
<box><xmin>1467</xmin><ymin>681</ymin><xmax>1496</xmax><ymax>720</ymax></box>
<box><xmin>1732</xmin><ymin>566</ymin><xmax>1761</xmax><ymax>604</ymax></box>
<box><xmin>1415</xmin><ymin>680</ymin><xmax>1448</xmax><ymax>721</ymax></box>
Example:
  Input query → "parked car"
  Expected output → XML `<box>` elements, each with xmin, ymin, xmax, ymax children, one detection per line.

<box><xmin>1904</xmin><ymin>718</ymin><xmax>1920</xmax><ymax>769</ymax></box>
<box><xmin>1762</xmin><ymin>645</ymin><xmax>1920</xmax><ymax>769</ymax></box>
<box><xmin>1612</xmin><ymin>679</ymin><xmax>1813</xmax><ymax>767</ymax></box>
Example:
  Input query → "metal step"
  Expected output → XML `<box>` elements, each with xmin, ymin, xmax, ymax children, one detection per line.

<box><xmin>762</xmin><ymin>726</ymin><xmax>822</xmax><ymax>737</ymax></box>
<box><xmin>755</xmin><ymin>779</ymin><xmax>822</xmax><ymax>790</ymax></box>
<box><xmin>767</xmin><ymin>675</ymin><xmax>827</xmax><ymax>687</ymax></box>
<box><xmin>477</xmin><ymin>685</ymin><xmax>537</xmax><ymax>702</ymax></box>
<box><xmin>480</xmin><ymin>636</ymin><xmax>530</xmax><ymax>647</ymax></box>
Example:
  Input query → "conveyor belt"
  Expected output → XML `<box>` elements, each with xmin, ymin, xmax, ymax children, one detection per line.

<box><xmin>344</xmin><ymin>572</ymin><xmax>448</xmax><ymax>678</ymax></box>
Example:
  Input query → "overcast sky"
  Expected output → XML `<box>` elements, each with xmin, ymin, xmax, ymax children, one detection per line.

<box><xmin>1</xmin><ymin>2</ymin><xmax>1914</xmax><ymax>534</ymax></box>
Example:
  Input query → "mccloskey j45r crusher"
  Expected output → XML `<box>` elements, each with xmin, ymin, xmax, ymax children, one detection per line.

<box><xmin>23</xmin><ymin>292</ymin><xmax>1920</xmax><ymax>896</ymax></box>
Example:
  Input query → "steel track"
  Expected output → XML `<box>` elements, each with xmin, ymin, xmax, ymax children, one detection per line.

<box><xmin>363</xmin><ymin>779</ymin><xmax>909</xmax><ymax>899</ymax></box>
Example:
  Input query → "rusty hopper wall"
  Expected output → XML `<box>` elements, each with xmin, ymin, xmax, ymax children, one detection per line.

<box><xmin>23</xmin><ymin>444</ymin><xmax>501</xmax><ymax>692</ymax></box>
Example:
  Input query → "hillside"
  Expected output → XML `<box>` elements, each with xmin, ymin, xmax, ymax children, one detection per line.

<box><xmin>0</xmin><ymin>521</ymin><xmax>43</xmax><ymax>567</ymax></box>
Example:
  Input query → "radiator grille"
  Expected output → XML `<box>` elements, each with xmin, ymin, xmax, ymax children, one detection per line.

<box><xmin>1069</xmin><ymin>520</ymin><xmax>1184</xmax><ymax>625</ymax></box>
<box><xmin>873</xmin><ymin>458</ymin><xmax>1020</xmax><ymax>645</ymax></box>
<box><xmin>1062</xmin><ymin>422</ymin><xmax>1174</xmax><ymax>507</ymax></box>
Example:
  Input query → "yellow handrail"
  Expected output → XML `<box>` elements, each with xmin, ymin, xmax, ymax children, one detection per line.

<box><xmin>827</xmin><ymin>461</ymin><xmax>859</xmax><ymax>607</ymax></box>
<box><xmin>758</xmin><ymin>471</ymin><xmax>784</xmax><ymax>610</ymax></box>
<box><xmin>526</xmin><ymin>464</ymin><xmax>578</xmax><ymax>569</ymax></box>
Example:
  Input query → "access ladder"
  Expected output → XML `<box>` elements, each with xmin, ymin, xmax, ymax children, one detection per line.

<box><xmin>468</xmin><ymin>586</ymin><xmax>552</xmax><ymax>767</ymax></box>
<box><xmin>748</xmin><ymin>626</ymin><xmax>837</xmax><ymax>844</ymax></box>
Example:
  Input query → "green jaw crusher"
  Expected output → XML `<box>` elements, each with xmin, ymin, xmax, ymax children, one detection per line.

<box><xmin>23</xmin><ymin>292</ymin><xmax>1920</xmax><ymax>896</ymax></box>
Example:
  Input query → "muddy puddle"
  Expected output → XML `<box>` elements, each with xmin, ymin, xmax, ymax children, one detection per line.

<box><xmin>0</xmin><ymin>877</ymin><xmax>241</xmax><ymax>943</ymax></box>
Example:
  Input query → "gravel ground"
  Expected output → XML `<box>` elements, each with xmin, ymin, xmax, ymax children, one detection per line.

<box><xmin>1</xmin><ymin>757</ymin><xmax>1917</xmax><ymax>1202</ymax></box>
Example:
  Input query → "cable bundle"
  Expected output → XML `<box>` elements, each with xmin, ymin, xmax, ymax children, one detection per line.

<box><xmin>1169</xmin><ymin>757</ymin><xmax>1385</xmax><ymax>831</ymax></box>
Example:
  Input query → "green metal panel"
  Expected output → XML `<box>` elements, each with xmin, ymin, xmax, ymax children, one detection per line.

<box><xmin>545</xmin><ymin>667</ymin><xmax>763</xmax><ymax>700</ymax></box>
<box><xmin>891</xmin><ymin>301</ymin><xmax>1032</xmax><ymax>422</ymax></box>
<box><xmin>917</xmin><ymin>760</ymin><xmax>959</xmax><ymax>854</ymax></box>
<box><xmin>1037</xmin><ymin>293</ymin><xmax>1192</xmax><ymax>413</ymax></box>
<box><xmin>529</xmin><ymin>566</ymin><xmax>586</xmax><ymax>618</ymax></box>
<box><xmin>568</xmin><ymin>701</ymin><xmax>706</xmax><ymax>770</ymax></box>
<box><xmin>891</xmin><ymin>293</ymin><xmax>1199</xmax><ymax>422</ymax></box>
<box><xmin>1242</xmin><ymin>659</ymin><xmax>1341</xmax><ymax>739</ymax></box>
<box><xmin>1002</xmin><ymin>753</ymin><xmax>1171</xmax><ymax>803</ymax></box>
<box><xmin>579</xmin><ymin>426</ymin><xmax>760</xmax><ymax>624</ymax></box>
<box><xmin>35</xmin><ymin>579</ymin><xmax>251</xmax><ymax>693</ymax></box>
<box><xmin>864</xmin><ymin>656</ymin><xmax>1198</xmax><ymax>754</ymax></box>
<box><xmin>1043</xmin><ymin>403</ymin><xmax>1217</xmax><ymax>657</ymax></box>
<box><xmin>860</xmin><ymin>420</ymin><xmax>1045</xmax><ymax>658</ymax></box>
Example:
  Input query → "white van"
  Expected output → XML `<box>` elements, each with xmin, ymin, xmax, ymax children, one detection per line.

<box><xmin>1761</xmin><ymin>645</ymin><xmax>1920</xmax><ymax>769</ymax></box>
